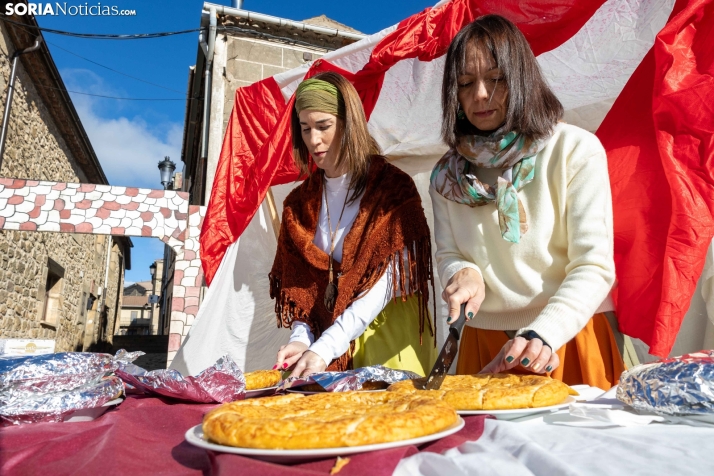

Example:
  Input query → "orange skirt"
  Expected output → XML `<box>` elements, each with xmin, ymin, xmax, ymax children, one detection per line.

<box><xmin>455</xmin><ymin>313</ymin><xmax>625</xmax><ymax>390</ymax></box>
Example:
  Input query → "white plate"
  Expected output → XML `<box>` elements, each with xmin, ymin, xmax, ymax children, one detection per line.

<box><xmin>286</xmin><ymin>388</ymin><xmax>386</xmax><ymax>395</ymax></box>
<box><xmin>457</xmin><ymin>396</ymin><xmax>577</xmax><ymax>420</ymax></box>
<box><xmin>245</xmin><ymin>386</ymin><xmax>278</xmax><ymax>399</ymax></box>
<box><xmin>185</xmin><ymin>417</ymin><xmax>465</xmax><ymax>463</ymax></box>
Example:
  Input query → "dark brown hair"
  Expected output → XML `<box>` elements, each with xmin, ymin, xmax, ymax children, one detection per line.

<box><xmin>441</xmin><ymin>14</ymin><xmax>563</xmax><ymax>148</ymax></box>
<box><xmin>291</xmin><ymin>72</ymin><xmax>380</xmax><ymax>203</ymax></box>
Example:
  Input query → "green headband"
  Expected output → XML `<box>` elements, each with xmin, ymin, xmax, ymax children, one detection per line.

<box><xmin>295</xmin><ymin>78</ymin><xmax>345</xmax><ymax>117</ymax></box>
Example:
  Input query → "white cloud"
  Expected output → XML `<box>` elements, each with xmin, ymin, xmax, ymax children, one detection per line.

<box><xmin>60</xmin><ymin>68</ymin><xmax>183</xmax><ymax>189</ymax></box>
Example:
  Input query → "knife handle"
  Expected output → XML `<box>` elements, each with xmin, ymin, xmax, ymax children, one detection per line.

<box><xmin>449</xmin><ymin>303</ymin><xmax>467</xmax><ymax>340</ymax></box>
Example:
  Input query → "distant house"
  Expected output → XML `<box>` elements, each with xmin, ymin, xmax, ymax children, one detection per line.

<box><xmin>118</xmin><ymin>286</ymin><xmax>150</xmax><ymax>336</ymax></box>
<box><xmin>118</xmin><ymin>260</ymin><xmax>164</xmax><ymax>336</ymax></box>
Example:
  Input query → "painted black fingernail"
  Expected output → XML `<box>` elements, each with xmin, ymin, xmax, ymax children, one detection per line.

<box><xmin>546</xmin><ymin>365</ymin><xmax>553</xmax><ymax>372</ymax></box>
<box><xmin>446</xmin><ymin>317</ymin><xmax>453</xmax><ymax>324</ymax></box>
<box><xmin>467</xmin><ymin>312</ymin><xmax>474</xmax><ymax>319</ymax></box>
<box><xmin>505</xmin><ymin>356</ymin><xmax>514</xmax><ymax>363</ymax></box>
<box><xmin>521</xmin><ymin>357</ymin><xmax>530</xmax><ymax>366</ymax></box>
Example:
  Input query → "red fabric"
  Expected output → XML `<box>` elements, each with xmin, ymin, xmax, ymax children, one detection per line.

<box><xmin>597</xmin><ymin>0</ymin><xmax>714</xmax><ymax>356</ymax></box>
<box><xmin>199</xmin><ymin>0</ymin><xmax>606</xmax><ymax>284</ymax></box>
<box><xmin>200</xmin><ymin>78</ymin><xmax>289</xmax><ymax>282</ymax></box>
<box><xmin>0</xmin><ymin>396</ymin><xmax>489</xmax><ymax>476</ymax></box>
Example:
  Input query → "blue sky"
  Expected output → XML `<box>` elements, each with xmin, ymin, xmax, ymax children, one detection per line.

<box><xmin>36</xmin><ymin>0</ymin><xmax>434</xmax><ymax>284</ymax></box>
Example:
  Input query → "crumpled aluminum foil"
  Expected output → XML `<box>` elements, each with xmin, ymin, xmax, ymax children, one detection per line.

<box><xmin>617</xmin><ymin>350</ymin><xmax>714</xmax><ymax>415</ymax></box>
<box><xmin>278</xmin><ymin>365</ymin><xmax>420</xmax><ymax>392</ymax></box>
<box><xmin>0</xmin><ymin>350</ymin><xmax>141</xmax><ymax>425</ymax></box>
<box><xmin>0</xmin><ymin>376</ymin><xmax>124</xmax><ymax>425</ymax></box>
<box><xmin>0</xmin><ymin>350</ymin><xmax>141</xmax><ymax>402</ymax></box>
<box><xmin>115</xmin><ymin>355</ymin><xmax>245</xmax><ymax>403</ymax></box>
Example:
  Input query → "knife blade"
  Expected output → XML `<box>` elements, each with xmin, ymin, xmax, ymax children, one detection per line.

<box><xmin>424</xmin><ymin>303</ymin><xmax>467</xmax><ymax>390</ymax></box>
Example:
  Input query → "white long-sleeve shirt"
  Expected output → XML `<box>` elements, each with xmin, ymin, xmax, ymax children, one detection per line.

<box><xmin>288</xmin><ymin>173</ymin><xmax>396</xmax><ymax>365</ymax></box>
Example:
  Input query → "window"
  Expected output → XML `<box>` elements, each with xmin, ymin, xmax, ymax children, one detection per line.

<box><xmin>41</xmin><ymin>259</ymin><xmax>64</xmax><ymax>326</ymax></box>
<box><xmin>131</xmin><ymin>311</ymin><xmax>138</xmax><ymax>321</ymax></box>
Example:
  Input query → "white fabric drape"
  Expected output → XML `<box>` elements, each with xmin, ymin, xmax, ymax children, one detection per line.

<box><xmin>169</xmin><ymin>200</ymin><xmax>291</xmax><ymax>375</ymax></box>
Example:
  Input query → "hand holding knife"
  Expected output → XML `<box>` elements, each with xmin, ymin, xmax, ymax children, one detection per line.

<box><xmin>424</xmin><ymin>303</ymin><xmax>467</xmax><ymax>390</ymax></box>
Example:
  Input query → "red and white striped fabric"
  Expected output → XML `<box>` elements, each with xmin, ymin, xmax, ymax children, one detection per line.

<box><xmin>201</xmin><ymin>0</ymin><xmax>714</xmax><ymax>358</ymax></box>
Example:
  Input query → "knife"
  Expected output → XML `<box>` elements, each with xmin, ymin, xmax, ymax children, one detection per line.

<box><xmin>424</xmin><ymin>303</ymin><xmax>467</xmax><ymax>390</ymax></box>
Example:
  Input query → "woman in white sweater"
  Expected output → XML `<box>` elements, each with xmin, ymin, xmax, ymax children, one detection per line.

<box><xmin>270</xmin><ymin>72</ymin><xmax>436</xmax><ymax>377</ymax></box>
<box><xmin>430</xmin><ymin>15</ymin><xmax>625</xmax><ymax>388</ymax></box>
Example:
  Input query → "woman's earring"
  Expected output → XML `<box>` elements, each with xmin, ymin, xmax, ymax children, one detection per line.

<box><xmin>457</xmin><ymin>107</ymin><xmax>466</xmax><ymax>120</ymax></box>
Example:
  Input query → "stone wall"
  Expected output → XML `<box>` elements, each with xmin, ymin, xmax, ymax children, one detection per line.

<box><xmin>0</xmin><ymin>26</ymin><xmax>90</xmax><ymax>183</ymax></box>
<box><xmin>103</xmin><ymin>237</ymin><xmax>125</xmax><ymax>347</ymax></box>
<box><xmin>0</xmin><ymin>24</ymin><xmax>122</xmax><ymax>352</ymax></box>
<box><xmin>0</xmin><ymin>230</ymin><xmax>115</xmax><ymax>352</ymax></box>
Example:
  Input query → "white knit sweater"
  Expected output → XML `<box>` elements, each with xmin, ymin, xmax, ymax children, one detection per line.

<box><xmin>429</xmin><ymin>123</ymin><xmax>615</xmax><ymax>351</ymax></box>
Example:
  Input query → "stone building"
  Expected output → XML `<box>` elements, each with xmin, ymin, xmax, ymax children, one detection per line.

<box><xmin>118</xmin><ymin>282</ymin><xmax>152</xmax><ymax>336</ymax></box>
<box><xmin>0</xmin><ymin>13</ymin><xmax>131</xmax><ymax>352</ymax></box>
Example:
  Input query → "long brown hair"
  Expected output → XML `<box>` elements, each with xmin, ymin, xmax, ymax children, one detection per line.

<box><xmin>291</xmin><ymin>72</ymin><xmax>380</xmax><ymax>203</ymax></box>
<box><xmin>441</xmin><ymin>15</ymin><xmax>563</xmax><ymax>148</ymax></box>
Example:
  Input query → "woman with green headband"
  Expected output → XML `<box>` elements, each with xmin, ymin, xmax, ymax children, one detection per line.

<box><xmin>269</xmin><ymin>72</ymin><xmax>437</xmax><ymax>377</ymax></box>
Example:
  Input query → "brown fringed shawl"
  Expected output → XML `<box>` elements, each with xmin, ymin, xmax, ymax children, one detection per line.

<box><xmin>269</xmin><ymin>156</ymin><xmax>436</xmax><ymax>371</ymax></box>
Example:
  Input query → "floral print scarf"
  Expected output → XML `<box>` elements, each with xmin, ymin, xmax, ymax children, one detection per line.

<box><xmin>430</xmin><ymin>128</ymin><xmax>550</xmax><ymax>243</ymax></box>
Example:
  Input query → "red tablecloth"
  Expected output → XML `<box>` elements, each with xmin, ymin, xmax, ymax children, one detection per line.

<box><xmin>0</xmin><ymin>395</ymin><xmax>488</xmax><ymax>475</ymax></box>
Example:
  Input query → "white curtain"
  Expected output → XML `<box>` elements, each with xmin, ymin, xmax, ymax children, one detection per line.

<box><xmin>169</xmin><ymin>200</ymin><xmax>291</xmax><ymax>375</ymax></box>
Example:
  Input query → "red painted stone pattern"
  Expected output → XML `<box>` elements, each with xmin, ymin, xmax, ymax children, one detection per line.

<box><xmin>168</xmin><ymin>333</ymin><xmax>182</xmax><ymax>353</ymax></box>
<box><xmin>76</xmin><ymin>223</ymin><xmax>93</xmax><ymax>233</ymax></box>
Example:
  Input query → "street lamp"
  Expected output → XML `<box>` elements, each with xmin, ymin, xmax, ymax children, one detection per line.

<box><xmin>158</xmin><ymin>157</ymin><xmax>176</xmax><ymax>190</ymax></box>
<box><xmin>149</xmin><ymin>262</ymin><xmax>156</xmax><ymax>279</ymax></box>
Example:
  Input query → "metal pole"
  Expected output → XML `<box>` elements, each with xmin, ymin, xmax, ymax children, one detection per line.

<box><xmin>200</xmin><ymin>7</ymin><xmax>216</xmax><ymax>162</ymax></box>
<box><xmin>0</xmin><ymin>37</ymin><xmax>43</xmax><ymax>170</ymax></box>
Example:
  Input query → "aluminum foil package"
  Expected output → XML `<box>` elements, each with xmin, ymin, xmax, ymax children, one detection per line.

<box><xmin>115</xmin><ymin>355</ymin><xmax>245</xmax><ymax>403</ymax></box>
<box><xmin>0</xmin><ymin>350</ymin><xmax>141</xmax><ymax>425</ymax></box>
<box><xmin>0</xmin><ymin>376</ymin><xmax>124</xmax><ymax>425</ymax></box>
<box><xmin>0</xmin><ymin>350</ymin><xmax>141</xmax><ymax>402</ymax></box>
<box><xmin>278</xmin><ymin>365</ymin><xmax>421</xmax><ymax>392</ymax></box>
<box><xmin>617</xmin><ymin>350</ymin><xmax>714</xmax><ymax>415</ymax></box>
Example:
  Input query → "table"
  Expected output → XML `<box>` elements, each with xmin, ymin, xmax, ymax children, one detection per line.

<box><xmin>3</xmin><ymin>388</ymin><xmax>714</xmax><ymax>476</ymax></box>
<box><xmin>0</xmin><ymin>395</ymin><xmax>488</xmax><ymax>476</ymax></box>
<box><xmin>394</xmin><ymin>386</ymin><xmax>714</xmax><ymax>476</ymax></box>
